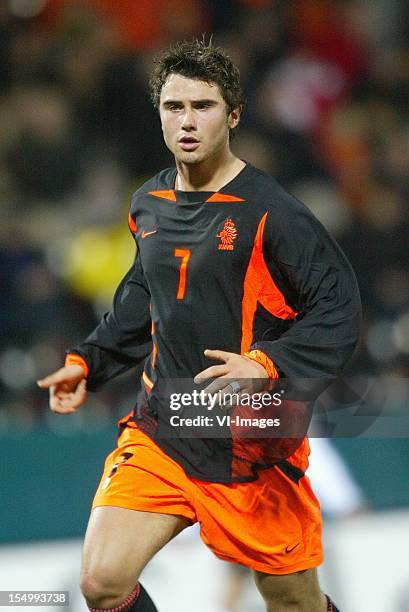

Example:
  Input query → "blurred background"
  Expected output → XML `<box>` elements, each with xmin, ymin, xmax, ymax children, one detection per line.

<box><xmin>0</xmin><ymin>1</ymin><xmax>408</xmax><ymax>611</ymax></box>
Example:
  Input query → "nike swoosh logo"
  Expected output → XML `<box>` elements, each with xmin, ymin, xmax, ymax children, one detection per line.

<box><xmin>285</xmin><ymin>542</ymin><xmax>301</xmax><ymax>554</ymax></box>
<box><xmin>141</xmin><ymin>230</ymin><xmax>157</xmax><ymax>238</ymax></box>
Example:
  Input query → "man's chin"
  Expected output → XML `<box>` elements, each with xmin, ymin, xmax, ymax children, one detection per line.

<box><xmin>175</xmin><ymin>151</ymin><xmax>204</xmax><ymax>164</ymax></box>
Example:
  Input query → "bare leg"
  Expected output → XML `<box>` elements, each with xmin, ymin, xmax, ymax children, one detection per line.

<box><xmin>254</xmin><ymin>568</ymin><xmax>327</xmax><ymax>612</ymax></box>
<box><xmin>80</xmin><ymin>506</ymin><xmax>191</xmax><ymax>609</ymax></box>
<box><xmin>222</xmin><ymin>564</ymin><xmax>249</xmax><ymax>611</ymax></box>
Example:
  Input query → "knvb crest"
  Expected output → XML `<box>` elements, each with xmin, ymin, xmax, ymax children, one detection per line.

<box><xmin>217</xmin><ymin>218</ymin><xmax>237</xmax><ymax>251</ymax></box>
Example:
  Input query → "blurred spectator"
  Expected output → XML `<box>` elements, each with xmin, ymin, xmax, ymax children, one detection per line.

<box><xmin>38</xmin><ymin>0</ymin><xmax>209</xmax><ymax>51</ymax></box>
<box><xmin>6</xmin><ymin>85</ymin><xmax>85</xmax><ymax>201</ymax></box>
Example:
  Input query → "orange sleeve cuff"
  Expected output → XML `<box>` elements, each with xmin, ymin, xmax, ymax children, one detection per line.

<box><xmin>65</xmin><ymin>353</ymin><xmax>89</xmax><ymax>378</ymax></box>
<box><xmin>244</xmin><ymin>349</ymin><xmax>279</xmax><ymax>380</ymax></box>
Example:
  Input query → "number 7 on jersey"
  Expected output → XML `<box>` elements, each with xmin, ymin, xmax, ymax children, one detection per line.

<box><xmin>174</xmin><ymin>248</ymin><xmax>191</xmax><ymax>300</ymax></box>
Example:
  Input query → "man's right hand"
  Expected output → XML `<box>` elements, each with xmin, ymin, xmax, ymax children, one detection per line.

<box><xmin>37</xmin><ymin>365</ymin><xmax>87</xmax><ymax>414</ymax></box>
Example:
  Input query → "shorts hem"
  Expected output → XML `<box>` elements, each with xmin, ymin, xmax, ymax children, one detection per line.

<box><xmin>92</xmin><ymin>499</ymin><xmax>196</xmax><ymax>523</ymax></box>
<box><xmin>212</xmin><ymin>551</ymin><xmax>323</xmax><ymax>575</ymax></box>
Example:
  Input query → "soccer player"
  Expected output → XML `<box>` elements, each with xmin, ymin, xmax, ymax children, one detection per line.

<box><xmin>37</xmin><ymin>40</ymin><xmax>361</xmax><ymax>612</ymax></box>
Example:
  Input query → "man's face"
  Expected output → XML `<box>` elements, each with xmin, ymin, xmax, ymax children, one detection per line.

<box><xmin>159</xmin><ymin>74</ymin><xmax>240</xmax><ymax>165</ymax></box>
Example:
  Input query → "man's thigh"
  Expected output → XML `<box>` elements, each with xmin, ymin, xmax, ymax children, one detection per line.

<box><xmin>81</xmin><ymin>426</ymin><xmax>196</xmax><ymax>590</ymax></box>
<box><xmin>81</xmin><ymin>506</ymin><xmax>190</xmax><ymax>588</ymax></box>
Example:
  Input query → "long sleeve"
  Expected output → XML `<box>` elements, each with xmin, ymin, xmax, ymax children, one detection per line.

<box><xmin>253</xmin><ymin>193</ymin><xmax>362</xmax><ymax>378</ymax></box>
<box><xmin>68</xmin><ymin>251</ymin><xmax>152</xmax><ymax>391</ymax></box>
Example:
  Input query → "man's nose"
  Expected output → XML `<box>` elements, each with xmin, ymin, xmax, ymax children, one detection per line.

<box><xmin>181</xmin><ymin>108</ymin><xmax>196</xmax><ymax>130</ymax></box>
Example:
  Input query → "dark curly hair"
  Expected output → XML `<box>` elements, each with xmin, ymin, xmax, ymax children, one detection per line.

<box><xmin>149</xmin><ymin>39</ymin><xmax>244</xmax><ymax>116</ymax></box>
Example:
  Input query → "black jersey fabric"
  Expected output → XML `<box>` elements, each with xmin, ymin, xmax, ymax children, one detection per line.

<box><xmin>68</xmin><ymin>163</ymin><xmax>361</xmax><ymax>482</ymax></box>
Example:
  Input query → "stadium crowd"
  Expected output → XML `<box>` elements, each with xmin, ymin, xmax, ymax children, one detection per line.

<box><xmin>0</xmin><ymin>0</ymin><xmax>408</xmax><ymax>431</ymax></box>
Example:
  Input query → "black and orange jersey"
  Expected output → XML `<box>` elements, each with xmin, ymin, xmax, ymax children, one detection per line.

<box><xmin>68</xmin><ymin>163</ymin><xmax>361</xmax><ymax>482</ymax></box>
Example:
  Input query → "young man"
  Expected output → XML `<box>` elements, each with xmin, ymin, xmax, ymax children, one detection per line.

<box><xmin>38</xmin><ymin>40</ymin><xmax>361</xmax><ymax>612</ymax></box>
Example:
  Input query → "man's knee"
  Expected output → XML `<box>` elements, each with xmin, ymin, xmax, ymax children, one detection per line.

<box><xmin>254</xmin><ymin>568</ymin><xmax>326</xmax><ymax>612</ymax></box>
<box><xmin>255</xmin><ymin>578</ymin><xmax>301</xmax><ymax>612</ymax></box>
<box><xmin>80</xmin><ymin>570</ymin><xmax>135</xmax><ymax>609</ymax></box>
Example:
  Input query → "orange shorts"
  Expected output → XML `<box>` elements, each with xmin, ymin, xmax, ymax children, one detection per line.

<box><xmin>92</xmin><ymin>426</ymin><xmax>323</xmax><ymax>575</ymax></box>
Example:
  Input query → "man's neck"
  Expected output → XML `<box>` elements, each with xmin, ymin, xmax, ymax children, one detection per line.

<box><xmin>175</xmin><ymin>153</ymin><xmax>245</xmax><ymax>192</ymax></box>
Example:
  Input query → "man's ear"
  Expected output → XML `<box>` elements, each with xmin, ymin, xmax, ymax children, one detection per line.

<box><xmin>228</xmin><ymin>105</ymin><xmax>242</xmax><ymax>130</ymax></box>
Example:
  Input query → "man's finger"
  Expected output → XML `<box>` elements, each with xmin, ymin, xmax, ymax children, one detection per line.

<box><xmin>202</xmin><ymin>376</ymin><xmax>230</xmax><ymax>396</ymax></box>
<box><xmin>204</xmin><ymin>349</ymin><xmax>233</xmax><ymax>362</ymax></box>
<box><xmin>50</xmin><ymin>395</ymin><xmax>69</xmax><ymax>412</ymax></box>
<box><xmin>37</xmin><ymin>369</ymin><xmax>68</xmax><ymax>388</ymax></box>
<box><xmin>73</xmin><ymin>379</ymin><xmax>87</xmax><ymax>402</ymax></box>
<box><xmin>50</xmin><ymin>401</ymin><xmax>77</xmax><ymax>415</ymax></box>
<box><xmin>194</xmin><ymin>364</ymin><xmax>229</xmax><ymax>384</ymax></box>
<box><xmin>49</xmin><ymin>379</ymin><xmax>86</xmax><ymax>413</ymax></box>
<box><xmin>50</xmin><ymin>395</ymin><xmax>81</xmax><ymax>413</ymax></box>
<box><xmin>37</xmin><ymin>365</ymin><xmax>84</xmax><ymax>389</ymax></box>
<box><xmin>219</xmin><ymin>382</ymin><xmax>243</xmax><ymax>410</ymax></box>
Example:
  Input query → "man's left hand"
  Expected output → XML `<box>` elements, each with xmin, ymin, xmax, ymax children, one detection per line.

<box><xmin>194</xmin><ymin>349</ymin><xmax>270</xmax><ymax>400</ymax></box>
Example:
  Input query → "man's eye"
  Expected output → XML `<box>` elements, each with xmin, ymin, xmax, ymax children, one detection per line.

<box><xmin>165</xmin><ymin>104</ymin><xmax>182</xmax><ymax>111</ymax></box>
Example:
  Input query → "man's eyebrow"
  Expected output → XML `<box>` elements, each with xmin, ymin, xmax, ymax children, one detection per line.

<box><xmin>162</xmin><ymin>99</ymin><xmax>219</xmax><ymax>107</ymax></box>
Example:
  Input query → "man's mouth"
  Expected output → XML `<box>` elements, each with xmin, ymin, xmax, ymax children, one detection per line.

<box><xmin>178</xmin><ymin>137</ymin><xmax>200</xmax><ymax>151</ymax></box>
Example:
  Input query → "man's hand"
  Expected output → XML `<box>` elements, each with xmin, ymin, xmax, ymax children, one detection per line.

<box><xmin>194</xmin><ymin>349</ymin><xmax>269</xmax><ymax>400</ymax></box>
<box><xmin>37</xmin><ymin>365</ymin><xmax>87</xmax><ymax>414</ymax></box>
